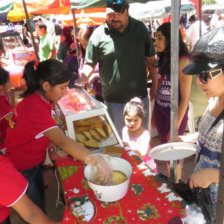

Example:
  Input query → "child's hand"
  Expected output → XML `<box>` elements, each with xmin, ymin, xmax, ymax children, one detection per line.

<box><xmin>189</xmin><ymin>168</ymin><xmax>219</xmax><ymax>189</ymax></box>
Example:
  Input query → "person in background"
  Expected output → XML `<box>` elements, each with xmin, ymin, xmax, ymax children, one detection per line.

<box><xmin>77</xmin><ymin>26</ymin><xmax>103</xmax><ymax>102</ymax></box>
<box><xmin>152</xmin><ymin>22</ymin><xmax>192</xmax><ymax>180</ymax></box>
<box><xmin>64</xmin><ymin>42</ymin><xmax>78</xmax><ymax>88</ymax></box>
<box><xmin>179</xmin><ymin>13</ymin><xmax>187</xmax><ymax>30</ymax></box>
<box><xmin>0</xmin><ymin>68</ymin><xmax>16</xmax><ymax>155</ymax></box>
<box><xmin>5</xmin><ymin>59</ymin><xmax>112</xmax><ymax>212</ymax></box>
<box><xmin>122</xmin><ymin>97</ymin><xmax>157</xmax><ymax>172</ymax></box>
<box><xmin>75</xmin><ymin>0</ymin><xmax>158</xmax><ymax>136</ymax></box>
<box><xmin>185</xmin><ymin>15</ymin><xmax>207</xmax><ymax>52</ymax></box>
<box><xmin>173</xmin><ymin>27</ymin><xmax>224</xmax><ymax>220</ymax></box>
<box><xmin>22</xmin><ymin>26</ymin><xmax>32</xmax><ymax>48</ymax></box>
<box><xmin>43</xmin><ymin>17</ymin><xmax>56</xmax><ymax>39</ymax></box>
<box><xmin>57</xmin><ymin>26</ymin><xmax>73</xmax><ymax>62</ymax></box>
<box><xmin>210</xmin><ymin>9</ymin><xmax>224</xmax><ymax>29</ymax></box>
<box><xmin>35</xmin><ymin>21</ymin><xmax>56</xmax><ymax>62</ymax></box>
<box><xmin>0</xmin><ymin>155</ymin><xmax>60</xmax><ymax>224</ymax></box>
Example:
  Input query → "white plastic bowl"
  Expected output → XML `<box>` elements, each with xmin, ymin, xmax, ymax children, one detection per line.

<box><xmin>84</xmin><ymin>157</ymin><xmax>133</xmax><ymax>202</ymax></box>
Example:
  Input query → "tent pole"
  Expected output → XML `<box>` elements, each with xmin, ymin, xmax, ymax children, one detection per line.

<box><xmin>71</xmin><ymin>8</ymin><xmax>80</xmax><ymax>68</ymax></box>
<box><xmin>199</xmin><ymin>0</ymin><xmax>202</xmax><ymax>37</ymax></box>
<box><xmin>170</xmin><ymin>0</ymin><xmax>180</xmax><ymax>182</ymax></box>
<box><xmin>22</xmin><ymin>0</ymin><xmax>39</xmax><ymax>60</ymax></box>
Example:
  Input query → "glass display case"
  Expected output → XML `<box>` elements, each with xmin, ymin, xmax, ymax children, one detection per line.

<box><xmin>0</xmin><ymin>30</ymin><xmax>36</xmax><ymax>88</ymax></box>
<box><xmin>58</xmin><ymin>88</ymin><xmax>123</xmax><ymax>151</ymax></box>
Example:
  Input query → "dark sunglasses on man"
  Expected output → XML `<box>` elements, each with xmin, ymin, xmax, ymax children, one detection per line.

<box><xmin>106</xmin><ymin>0</ymin><xmax>126</xmax><ymax>14</ymax></box>
<box><xmin>197</xmin><ymin>68</ymin><xmax>224</xmax><ymax>84</ymax></box>
<box><xmin>106</xmin><ymin>0</ymin><xmax>124</xmax><ymax>4</ymax></box>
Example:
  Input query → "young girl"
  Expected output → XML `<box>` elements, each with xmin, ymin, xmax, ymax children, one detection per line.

<box><xmin>0</xmin><ymin>68</ymin><xmax>16</xmax><ymax>154</ymax></box>
<box><xmin>122</xmin><ymin>97</ymin><xmax>157</xmax><ymax>173</ymax></box>
<box><xmin>152</xmin><ymin>22</ymin><xmax>192</xmax><ymax>180</ymax></box>
<box><xmin>5</xmin><ymin>59</ymin><xmax>111</xmax><ymax>212</ymax></box>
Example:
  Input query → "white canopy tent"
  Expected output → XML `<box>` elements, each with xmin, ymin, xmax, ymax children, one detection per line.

<box><xmin>129</xmin><ymin>0</ymin><xmax>194</xmax><ymax>22</ymax></box>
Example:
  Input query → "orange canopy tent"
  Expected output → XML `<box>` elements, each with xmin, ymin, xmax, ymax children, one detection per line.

<box><xmin>61</xmin><ymin>7</ymin><xmax>106</xmax><ymax>27</ymax></box>
<box><xmin>6</xmin><ymin>0</ymin><xmax>64</xmax><ymax>22</ymax></box>
<box><xmin>6</xmin><ymin>0</ymin><xmax>106</xmax><ymax>27</ymax></box>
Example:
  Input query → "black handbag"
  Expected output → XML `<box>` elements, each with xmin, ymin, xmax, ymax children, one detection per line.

<box><xmin>155</xmin><ymin>174</ymin><xmax>215</xmax><ymax>224</ymax></box>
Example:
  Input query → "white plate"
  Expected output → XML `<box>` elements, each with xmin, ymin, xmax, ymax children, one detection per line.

<box><xmin>149</xmin><ymin>142</ymin><xmax>197</xmax><ymax>161</ymax></box>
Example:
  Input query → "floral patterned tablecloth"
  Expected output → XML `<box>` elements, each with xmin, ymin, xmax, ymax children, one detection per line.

<box><xmin>55</xmin><ymin>149</ymin><xmax>186</xmax><ymax>224</ymax></box>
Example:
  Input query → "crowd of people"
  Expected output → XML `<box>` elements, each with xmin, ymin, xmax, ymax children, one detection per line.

<box><xmin>0</xmin><ymin>0</ymin><xmax>224</xmax><ymax>223</ymax></box>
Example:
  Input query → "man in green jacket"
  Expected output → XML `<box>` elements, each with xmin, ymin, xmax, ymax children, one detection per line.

<box><xmin>76</xmin><ymin>0</ymin><xmax>158</xmax><ymax>136</ymax></box>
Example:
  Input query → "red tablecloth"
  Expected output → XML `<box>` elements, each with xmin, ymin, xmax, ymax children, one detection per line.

<box><xmin>55</xmin><ymin>149</ymin><xmax>185</xmax><ymax>224</ymax></box>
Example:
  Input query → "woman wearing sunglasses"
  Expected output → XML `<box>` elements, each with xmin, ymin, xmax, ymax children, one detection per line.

<box><xmin>173</xmin><ymin>27</ymin><xmax>224</xmax><ymax>217</ymax></box>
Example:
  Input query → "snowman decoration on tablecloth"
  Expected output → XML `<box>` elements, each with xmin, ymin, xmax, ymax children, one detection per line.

<box><xmin>68</xmin><ymin>194</ymin><xmax>96</xmax><ymax>222</ymax></box>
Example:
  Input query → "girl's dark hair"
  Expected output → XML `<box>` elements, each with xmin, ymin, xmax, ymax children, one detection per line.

<box><xmin>157</xmin><ymin>22</ymin><xmax>189</xmax><ymax>75</ymax></box>
<box><xmin>123</xmin><ymin>97</ymin><xmax>146</xmax><ymax>119</ymax></box>
<box><xmin>0</xmin><ymin>68</ymin><xmax>9</xmax><ymax>85</ymax></box>
<box><xmin>22</xmin><ymin>59</ymin><xmax>71</xmax><ymax>97</ymax></box>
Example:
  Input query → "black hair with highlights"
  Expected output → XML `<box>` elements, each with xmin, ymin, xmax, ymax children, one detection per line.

<box><xmin>22</xmin><ymin>59</ymin><xmax>71</xmax><ymax>97</ymax></box>
<box><xmin>156</xmin><ymin>22</ymin><xmax>189</xmax><ymax>76</ymax></box>
<box><xmin>0</xmin><ymin>68</ymin><xmax>10</xmax><ymax>86</ymax></box>
<box><xmin>123</xmin><ymin>97</ymin><xmax>146</xmax><ymax>119</ymax></box>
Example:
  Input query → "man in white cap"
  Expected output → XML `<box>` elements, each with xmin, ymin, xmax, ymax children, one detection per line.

<box><xmin>76</xmin><ymin>0</ymin><xmax>158</xmax><ymax>137</ymax></box>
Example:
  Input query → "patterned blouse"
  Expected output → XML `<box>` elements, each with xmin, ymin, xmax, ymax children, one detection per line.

<box><xmin>194</xmin><ymin>98</ymin><xmax>223</xmax><ymax>205</ymax></box>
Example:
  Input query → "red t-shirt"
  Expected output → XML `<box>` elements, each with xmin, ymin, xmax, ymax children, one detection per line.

<box><xmin>0</xmin><ymin>155</ymin><xmax>28</xmax><ymax>222</ymax></box>
<box><xmin>0</xmin><ymin>93</ymin><xmax>15</xmax><ymax>150</ymax></box>
<box><xmin>5</xmin><ymin>93</ymin><xmax>58</xmax><ymax>170</ymax></box>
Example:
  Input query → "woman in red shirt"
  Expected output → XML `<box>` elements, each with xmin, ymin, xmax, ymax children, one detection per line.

<box><xmin>5</xmin><ymin>59</ymin><xmax>111</xmax><ymax>212</ymax></box>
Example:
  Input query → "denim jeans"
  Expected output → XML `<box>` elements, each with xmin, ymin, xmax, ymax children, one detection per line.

<box><xmin>0</xmin><ymin>217</ymin><xmax>11</xmax><ymax>224</ymax></box>
<box><xmin>19</xmin><ymin>163</ymin><xmax>45</xmax><ymax>212</ymax></box>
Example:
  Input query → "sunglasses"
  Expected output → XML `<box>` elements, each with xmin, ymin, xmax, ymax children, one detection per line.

<box><xmin>197</xmin><ymin>68</ymin><xmax>224</xmax><ymax>84</ymax></box>
<box><xmin>106</xmin><ymin>0</ymin><xmax>124</xmax><ymax>4</ymax></box>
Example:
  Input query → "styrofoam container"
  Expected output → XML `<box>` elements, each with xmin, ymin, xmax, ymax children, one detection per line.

<box><xmin>84</xmin><ymin>157</ymin><xmax>132</xmax><ymax>202</ymax></box>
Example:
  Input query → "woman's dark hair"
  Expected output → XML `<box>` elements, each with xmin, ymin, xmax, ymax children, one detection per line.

<box><xmin>123</xmin><ymin>97</ymin><xmax>146</xmax><ymax>119</ymax></box>
<box><xmin>0</xmin><ymin>68</ymin><xmax>9</xmax><ymax>85</ymax></box>
<box><xmin>156</xmin><ymin>22</ymin><xmax>189</xmax><ymax>75</ymax></box>
<box><xmin>62</xmin><ymin>26</ymin><xmax>74</xmax><ymax>48</ymax></box>
<box><xmin>22</xmin><ymin>59</ymin><xmax>71</xmax><ymax>97</ymax></box>
<box><xmin>77</xmin><ymin>26</ymin><xmax>94</xmax><ymax>57</ymax></box>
